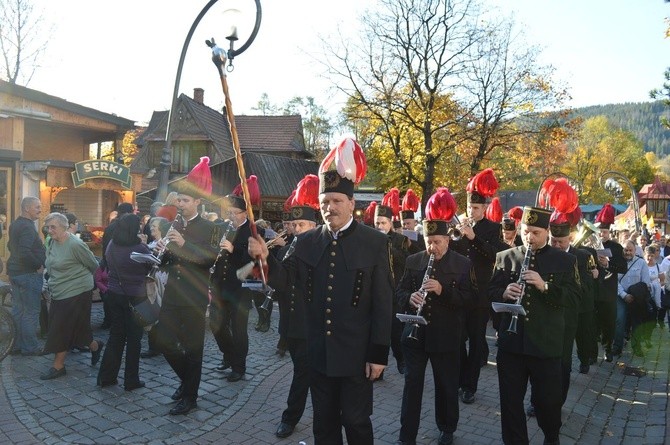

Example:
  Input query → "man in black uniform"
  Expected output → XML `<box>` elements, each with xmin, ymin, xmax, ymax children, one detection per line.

<box><xmin>489</xmin><ymin>206</ymin><xmax>579</xmax><ymax>445</ymax></box>
<box><xmin>593</xmin><ymin>203</ymin><xmax>627</xmax><ymax>361</ymax></box>
<box><xmin>396</xmin><ymin>187</ymin><xmax>474</xmax><ymax>445</ymax></box>
<box><xmin>452</xmin><ymin>168</ymin><xmax>508</xmax><ymax>405</ymax></box>
<box><xmin>211</xmin><ymin>191</ymin><xmax>258</xmax><ymax>382</ymax></box>
<box><xmin>548</xmin><ymin>208</ymin><xmax>592</xmax><ymax>404</ymax></box>
<box><xmin>155</xmin><ymin>157</ymin><xmax>220</xmax><ymax>415</ymax></box>
<box><xmin>274</xmin><ymin>178</ymin><xmax>319</xmax><ymax>439</ymax></box>
<box><xmin>375</xmin><ymin>193</ymin><xmax>410</xmax><ymax>374</ymax></box>
<box><xmin>249</xmin><ymin>137</ymin><xmax>393</xmax><ymax>445</ymax></box>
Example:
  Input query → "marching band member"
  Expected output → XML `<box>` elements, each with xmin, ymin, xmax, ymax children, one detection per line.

<box><xmin>376</xmin><ymin>188</ymin><xmax>411</xmax><ymax>375</ymax></box>
<box><xmin>155</xmin><ymin>157</ymin><xmax>220</xmax><ymax>415</ymax></box>
<box><xmin>401</xmin><ymin>189</ymin><xmax>426</xmax><ymax>254</ymax></box>
<box><xmin>451</xmin><ymin>168</ymin><xmax>508</xmax><ymax>405</ymax></box>
<box><xmin>489</xmin><ymin>206</ymin><xmax>579</xmax><ymax>445</ymax></box>
<box><xmin>396</xmin><ymin>188</ymin><xmax>474</xmax><ymax>445</ymax></box>
<box><xmin>502</xmin><ymin>206</ymin><xmax>524</xmax><ymax>247</ymax></box>
<box><xmin>248</xmin><ymin>137</ymin><xmax>393</xmax><ymax>445</ymax></box>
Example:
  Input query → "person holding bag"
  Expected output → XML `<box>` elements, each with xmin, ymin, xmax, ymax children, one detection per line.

<box><xmin>97</xmin><ymin>213</ymin><xmax>152</xmax><ymax>390</ymax></box>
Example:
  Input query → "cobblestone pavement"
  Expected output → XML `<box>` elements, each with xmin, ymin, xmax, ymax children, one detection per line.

<box><xmin>1</xmin><ymin>302</ymin><xmax>668</xmax><ymax>445</ymax></box>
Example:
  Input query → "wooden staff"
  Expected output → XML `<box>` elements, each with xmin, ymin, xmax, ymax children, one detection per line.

<box><xmin>208</xmin><ymin>39</ymin><xmax>267</xmax><ymax>284</ymax></box>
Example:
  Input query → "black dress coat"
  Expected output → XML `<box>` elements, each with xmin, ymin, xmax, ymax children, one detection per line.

<box><xmin>268</xmin><ymin>220</ymin><xmax>394</xmax><ymax>377</ymax></box>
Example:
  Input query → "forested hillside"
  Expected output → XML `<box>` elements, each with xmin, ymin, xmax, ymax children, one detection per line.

<box><xmin>566</xmin><ymin>101</ymin><xmax>670</xmax><ymax>156</ymax></box>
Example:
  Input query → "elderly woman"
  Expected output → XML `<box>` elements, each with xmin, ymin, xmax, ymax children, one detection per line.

<box><xmin>97</xmin><ymin>214</ymin><xmax>152</xmax><ymax>390</ymax></box>
<box><xmin>41</xmin><ymin>212</ymin><xmax>103</xmax><ymax>380</ymax></box>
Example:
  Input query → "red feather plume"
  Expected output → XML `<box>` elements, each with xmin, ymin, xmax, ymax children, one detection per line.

<box><xmin>466</xmin><ymin>168</ymin><xmax>498</xmax><ymax>198</ymax></box>
<box><xmin>539</xmin><ymin>178</ymin><xmax>578</xmax><ymax>213</ymax></box>
<box><xmin>364</xmin><ymin>201</ymin><xmax>377</xmax><ymax>226</ymax></box>
<box><xmin>485</xmin><ymin>197</ymin><xmax>503</xmax><ymax>222</ymax></box>
<box><xmin>186</xmin><ymin>156</ymin><xmax>212</xmax><ymax>195</ymax></box>
<box><xmin>319</xmin><ymin>137</ymin><xmax>367</xmax><ymax>184</ymax></box>
<box><xmin>402</xmin><ymin>189</ymin><xmax>420</xmax><ymax>212</ymax></box>
<box><xmin>595</xmin><ymin>203</ymin><xmax>615</xmax><ymax>225</ymax></box>
<box><xmin>566</xmin><ymin>206</ymin><xmax>583</xmax><ymax>227</ymax></box>
<box><xmin>381</xmin><ymin>188</ymin><xmax>400</xmax><ymax>217</ymax></box>
<box><xmin>294</xmin><ymin>174</ymin><xmax>320</xmax><ymax>210</ymax></box>
<box><xmin>508</xmin><ymin>206</ymin><xmax>523</xmax><ymax>223</ymax></box>
<box><xmin>425</xmin><ymin>188</ymin><xmax>457</xmax><ymax>221</ymax></box>
<box><xmin>284</xmin><ymin>190</ymin><xmax>297</xmax><ymax>212</ymax></box>
<box><xmin>232</xmin><ymin>175</ymin><xmax>261</xmax><ymax>206</ymax></box>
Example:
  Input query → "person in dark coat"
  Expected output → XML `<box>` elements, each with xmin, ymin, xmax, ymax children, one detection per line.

<box><xmin>401</xmin><ymin>189</ymin><xmax>426</xmax><ymax>254</ymax></box>
<box><xmin>593</xmin><ymin>204</ymin><xmax>627</xmax><ymax>361</ymax></box>
<box><xmin>451</xmin><ymin>168</ymin><xmax>508</xmax><ymax>405</ymax></box>
<box><xmin>210</xmin><ymin>192</ymin><xmax>260</xmax><ymax>382</ymax></box>
<box><xmin>396</xmin><ymin>188</ymin><xmax>474</xmax><ymax>445</ymax></box>
<box><xmin>249</xmin><ymin>137</ymin><xmax>393</xmax><ymax>445</ymax></box>
<box><xmin>273</xmin><ymin>176</ymin><xmax>319</xmax><ymax>439</ymax></box>
<box><xmin>375</xmin><ymin>190</ymin><xmax>410</xmax><ymax>375</ymax></box>
<box><xmin>154</xmin><ymin>157</ymin><xmax>220</xmax><ymax>416</ymax></box>
<box><xmin>489</xmin><ymin>206</ymin><xmax>580</xmax><ymax>445</ymax></box>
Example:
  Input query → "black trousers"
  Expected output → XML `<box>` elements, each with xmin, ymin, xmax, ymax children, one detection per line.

<box><xmin>309</xmin><ymin>369</ymin><xmax>373</xmax><ymax>445</ymax></box>
<box><xmin>497</xmin><ymin>350</ymin><xmax>562</xmax><ymax>445</ymax></box>
<box><xmin>155</xmin><ymin>303</ymin><xmax>207</xmax><ymax>402</ymax></box>
<box><xmin>97</xmin><ymin>291</ymin><xmax>143</xmax><ymax>385</ymax></box>
<box><xmin>459</xmin><ymin>306</ymin><xmax>489</xmax><ymax>393</ymax></box>
<box><xmin>594</xmin><ymin>297</ymin><xmax>616</xmax><ymax>353</ymax></box>
<box><xmin>399</xmin><ymin>344</ymin><xmax>460</xmax><ymax>442</ymax></box>
<box><xmin>210</xmin><ymin>295</ymin><xmax>250</xmax><ymax>374</ymax></box>
<box><xmin>575</xmin><ymin>310</ymin><xmax>597</xmax><ymax>365</ymax></box>
<box><xmin>281</xmin><ymin>338</ymin><xmax>310</xmax><ymax>426</ymax></box>
<box><xmin>561</xmin><ymin>308</ymin><xmax>579</xmax><ymax>405</ymax></box>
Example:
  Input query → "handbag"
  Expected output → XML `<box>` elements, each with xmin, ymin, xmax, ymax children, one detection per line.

<box><xmin>109</xmin><ymin>246</ymin><xmax>160</xmax><ymax>327</ymax></box>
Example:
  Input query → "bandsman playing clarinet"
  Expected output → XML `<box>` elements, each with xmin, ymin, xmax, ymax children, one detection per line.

<box><xmin>154</xmin><ymin>157</ymin><xmax>220</xmax><ymax>416</ymax></box>
<box><xmin>396</xmin><ymin>188</ymin><xmax>475</xmax><ymax>445</ymax></box>
<box><xmin>489</xmin><ymin>206</ymin><xmax>579</xmax><ymax>445</ymax></box>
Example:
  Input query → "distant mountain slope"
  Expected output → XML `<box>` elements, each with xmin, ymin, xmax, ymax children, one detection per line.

<box><xmin>566</xmin><ymin>101</ymin><xmax>670</xmax><ymax>156</ymax></box>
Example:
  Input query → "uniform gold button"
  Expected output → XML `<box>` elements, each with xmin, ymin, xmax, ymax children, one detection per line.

<box><xmin>330</xmin><ymin>263</ymin><xmax>335</xmax><ymax>267</ymax></box>
<box><xmin>290</xmin><ymin>308</ymin><xmax>294</xmax><ymax>312</ymax></box>
<box><xmin>326</xmin><ymin>319</ymin><xmax>331</xmax><ymax>324</ymax></box>
<box><xmin>326</xmin><ymin>331</ymin><xmax>332</xmax><ymax>336</ymax></box>
<box><xmin>330</xmin><ymin>251</ymin><xmax>336</xmax><ymax>256</ymax></box>
<box><xmin>525</xmin><ymin>317</ymin><xmax>529</xmax><ymax>321</ymax></box>
<box><xmin>327</xmin><ymin>285</ymin><xmax>332</xmax><ymax>290</ymax></box>
<box><xmin>326</xmin><ymin>297</ymin><xmax>332</xmax><ymax>302</ymax></box>
<box><xmin>326</xmin><ymin>308</ymin><xmax>331</xmax><ymax>313</ymax></box>
<box><xmin>332</xmin><ymin>241</ymin><xmax>337</xmax><ymax>246</ymax></box>
<box><xmin>329</xmin><ymin>274</ymin><xmax>333</xmax><ymax>278</ymax></box>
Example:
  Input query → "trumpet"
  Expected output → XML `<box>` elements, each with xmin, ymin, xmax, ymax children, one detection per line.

<box><xmin>265</xmin><ymin>230</ymin><xmax>288</xmax><ymax>248</ymax></box>
<box><xmin>507</xmin><ymin>245</ymin><xmax>532</xmax><ymax>334</ymax></box>
<box><xmin>147</xmin><ymin>214</ymin><xmax>184</xmax><ymax>280</ymax></box>
<box><xmin>407</xmin><ymin>254</ymin><xmax>435</xmax><ymax>341</ymax></box>
<box><xmin>448</xmin><ymin>214</ymin><xmax>473</xmax><ymax>241</ymax></box>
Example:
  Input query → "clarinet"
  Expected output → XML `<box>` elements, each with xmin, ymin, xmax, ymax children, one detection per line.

<box><xmin>209</xmin><ymin>222</ymin><xmax>236</xmax><ymax>274</ymax></box>
<box><xmin>507</xmin><ymin>246</ymin><xmax>533</xmax><ymax>334</ymax></box>
<box><xmin>407</xmin><ymin>253</ymin><xmax>435</xmax><ymax>340</ymax></box>
<box><xmin>147</xmin><ymin>214</ymin><xmax>184</xmax><ymax>280</ymax></box>
<box><xmin>282</xmin><ymin>236</ymin><xmax>298</xmax><ymax>261</ymax></box>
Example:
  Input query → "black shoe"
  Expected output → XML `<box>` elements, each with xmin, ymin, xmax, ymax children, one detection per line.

<box><xmin>579</xmin><ymin>363</ymin><xmax>589</xmax><ymax>374</ymax></box>
<box><xmin>397</xmin><ymin>361</ymin><xmax>405</xmax><ymax>374</ymax></box>
<box><xmin>171</xmin><ymin>384</ymin><xmax>184</xmax><ymax>400</ymax></box>
<box><xmin>526</xmin><ymin>404</ymin><xmax>536</xmax><ymax>417</ymax></box>
<box><xmin>460</xmin><ymin>390</ymin><xmax>475</xmax><ymax>404</ymax></box>
<box><xmin>226</xmin><ymin>371</ymin><xmax>245</xmax><ymax>382</ymax></box>
<box><xmin>275</xmin><ymin>421</ymin><xmax>295</xmax><ymax>438</ymax></box>
<box><xmin>257</xmin><ymin>321</ymin><xmax>270</xmax><ymax>333</ymax></box>
<box><xmin>169</xmin><ymin>399</ymin><xmax>197</xmax><ymax>415</ymax></box>
<box><xmin>215</xmin><ymin>360</ymin><xmax>231</xmax><ymax>372</ymax></box>
<box><xmin>604</xmin><ymin>351</ymin><xmax>613</xmax><ymax>362</ymax></box>
<box><xmin>438</xmin><ymin>431</ymin><xmax>454</xmax><ymax>445</ymax></box>
<box><xmin>124</xmin><ymin>381</ymin><xmax>146</xmax><ymax>391</ymax></box>
<box><xmin>140</xmin><ymin>350</ymin><xmax>159</xmax><ymax>358</ymax></box>
<box><xmin>40</xmin><ymin>367</ymin><xmax>66</xmax><ymax>380</ymax></box>
<box><xmin>589</xmin><ymin>357</ymin><xmax>597</xmax><ymax>365</ymax></box>
<box><xmin>91</xmin><ymin>341</ymin><xmax>104</xmax><ymax>366</ymax></box>
<box><xmin>97</xmin><ymin>378</ymin><xmax>118</xmax><ymax>388</ymax></box>
<box><xmin>543</xmin><ymin>439</ymin><xmax>560</xmax><ymax>445</ymax></box>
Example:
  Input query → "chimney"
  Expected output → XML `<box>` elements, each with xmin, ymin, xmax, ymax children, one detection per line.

<box><xmin>193</xmin><ymin>88</ymin><xmax>204</xmax><ymax>104</ymax></box>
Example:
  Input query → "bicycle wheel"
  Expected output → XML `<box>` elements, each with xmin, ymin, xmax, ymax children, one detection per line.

<box><xmin>0</xmin><ymin>307</ymin><xmax>16</xmax><ymax>362</ymax></box>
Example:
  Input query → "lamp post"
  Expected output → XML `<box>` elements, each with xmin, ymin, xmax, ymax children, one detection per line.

<box><xmin>155</xmin><ymin>0</ymin><xmax>262</xmax><ymax>203</ymax></box>
<box><xmin>600</xmin><ymin>171</ymin><xmax>641</xmax><ymax>233</ymax></box>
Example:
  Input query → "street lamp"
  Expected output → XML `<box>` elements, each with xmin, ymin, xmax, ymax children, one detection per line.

<box><xmin>155</xmin><ymin>0</ymin><xmax>262</xmax><ymax>203</ymax></box>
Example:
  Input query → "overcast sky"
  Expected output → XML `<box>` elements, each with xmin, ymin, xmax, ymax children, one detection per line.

<box><xmin>26</xmin><ymin>0</ymin><xmax>670</xmax><ymax>125</ymax></box>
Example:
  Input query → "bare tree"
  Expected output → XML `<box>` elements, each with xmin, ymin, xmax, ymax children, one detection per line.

<box><xmin>0</xmin><ymin>0</ymin><xmax>49</xmax><ymax>84</ymax></box>
<box><xmin>283</xmin><ymin>96</ymin><xmax>333</xmax><ymax>159</ymax></box>
<box><xmin>324</xmin><ymin>0</ymin><xmax>483</xmax><ymax>209</ymax></box>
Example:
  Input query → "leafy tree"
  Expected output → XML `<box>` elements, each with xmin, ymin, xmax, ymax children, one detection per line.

<box><xmin>252</xmin><ymin>93</ymin><xmax>280</xmax><ymax>116</ymax></box>
<box><xmin>562</xmin><ymin>116</ymin><xmax>655</xmax><ymax>204</ymax></box>
<box><xmin>282</xmin><ymin>96</ymin><xmax>333</xmax><ymax>159</ymax></box>
<box><xmin>650</xmin><ymin>68</ymin><xmax>670</xmax><ymax>129</ymax></box>
<box><xmin>0</xmin><ymin>0</ymin><xmax>50</xmax><ymax>84</ymax></box>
